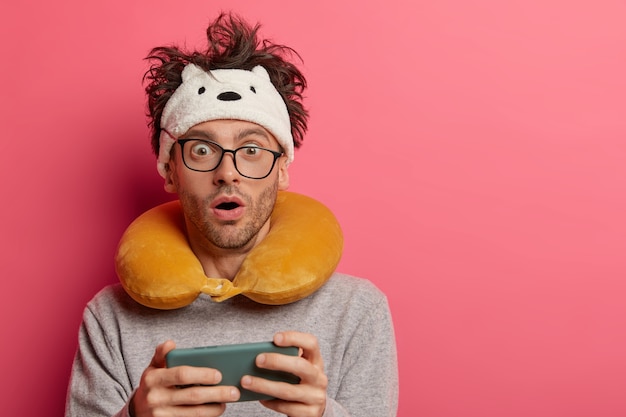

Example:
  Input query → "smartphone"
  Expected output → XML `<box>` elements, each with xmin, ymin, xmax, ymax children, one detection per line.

<box><xmin>165</xmin><ymin>341</ymin><xmax>301</xmax><ymax>402</ymax></box>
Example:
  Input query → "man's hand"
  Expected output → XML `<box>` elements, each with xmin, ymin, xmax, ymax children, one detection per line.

<box><xmin>241</xmin><ymin>332</ymin><xmax>328</xmax><ymax>417</ymax></box>
<box><xmin>130</xmin><ymin>340</ymin><xmax>240</xmax><ymax>417</ymax></box>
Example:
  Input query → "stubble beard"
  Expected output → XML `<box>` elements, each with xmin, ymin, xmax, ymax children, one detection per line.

<box><xmin>181</xmin><ymin>181</ymin><xmax>279</xmax><ymax>250</ymax></box>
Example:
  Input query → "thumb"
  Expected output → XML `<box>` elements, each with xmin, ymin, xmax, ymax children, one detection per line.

<box><xmin>150</xmin><ymin>340</ymin><xmax>177</xmax><ymax>369</ymax></box>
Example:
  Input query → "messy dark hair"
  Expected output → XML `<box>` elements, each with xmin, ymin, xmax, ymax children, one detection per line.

<box><xmin>143</xmin><ymin>12</ymin><xmax>309</xmax><ymax>156</ymax></box>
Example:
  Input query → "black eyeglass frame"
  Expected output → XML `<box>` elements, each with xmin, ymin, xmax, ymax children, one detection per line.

<box><xmin>177</xmin><ymin>138</ymin><xmax>284</xmax><ymax>180</ymax></box>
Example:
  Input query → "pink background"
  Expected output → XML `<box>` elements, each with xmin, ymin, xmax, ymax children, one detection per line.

<box><xmin>2</xmin><ymin>1</ymin><xmax>625</xmax><ymax>415</ymax></box>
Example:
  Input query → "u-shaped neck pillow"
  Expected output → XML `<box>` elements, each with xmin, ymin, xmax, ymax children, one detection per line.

<box><xmin>115</xmin><ymin>191</ymin><xmax>344</xmax><ymax>309</ymax></box>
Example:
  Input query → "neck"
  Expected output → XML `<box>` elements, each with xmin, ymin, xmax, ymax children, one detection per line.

<box><xmin>184</xmin><ymin>219</ymin><xmax>271</xmax><ymax>281</ymax></box>
<box><xmin>194</xmin><ymin>247</ymin><xmax>247</xmax><ymax>280</ymax></box>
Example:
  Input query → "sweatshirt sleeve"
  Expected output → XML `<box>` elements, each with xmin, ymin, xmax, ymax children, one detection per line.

<box><xmin>326</xmin><ymin>294</ymin><xmax>399</xmax><ymax>417</ymax></box>
<box><xmin>65</xmin><ymin>304</ymin><xmax>133</xmax><ymax>417</ymax></box>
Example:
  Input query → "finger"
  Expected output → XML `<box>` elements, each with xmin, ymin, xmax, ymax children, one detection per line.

<box><xmin>261</xmin><ymin>398</ymin><xmax>325</xmax><ymax>417</ymax></box>
<box><xmin>255</xmin><ymin>352</ymin><xmax>309</xmax><ymax>381</ymax></box>
<box><xmin>241</xmin><ymin>374</ymin><xmax>303</xmax><ymax>402</ymax></box>
<box><xmin>148</xmin><ymin>365</ymin><xmax>223</xmax><ymax>388</ymax></box>
<box><xmin>156</xmin><ymin>402</ymin><xmax>228</xmax><ymax>416</ymax></box>
<box><xmin>150</xmin><ymin>340</ymin><xmax>176</xmax><ymax>368</ymax></box>
<box><xmin>274</xmin><ymin>332</ymin><xmax>324</xmax><ymax>367</ymax></box>
<box><xmin>170</xmin><ymin>384</ymin><xmax>241</xmax><ymax>405</ymax></box>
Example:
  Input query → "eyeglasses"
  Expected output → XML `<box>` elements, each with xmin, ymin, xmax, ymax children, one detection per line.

<box><xmin>177</xmin><ymin>139</ymin><xmax>284</xmax><ymax>179</ymax></box>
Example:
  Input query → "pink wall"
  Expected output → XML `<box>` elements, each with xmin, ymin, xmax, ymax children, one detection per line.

<box><xmin>2</xmin><ymin>1</ymin><xmax>625</xmax><ymax>415</ymax></box>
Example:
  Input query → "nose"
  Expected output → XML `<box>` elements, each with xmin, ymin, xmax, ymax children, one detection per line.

<box><xmin>212</xmin><ymin>151</ymin><xmax>241</xmax><ymax>185</ymax></box>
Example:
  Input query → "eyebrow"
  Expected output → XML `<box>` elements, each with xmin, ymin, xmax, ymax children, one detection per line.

<box><xmin>237</xmin><ymin>127</ymin><xmax>271</xmax><ymax>141</ymax></box>
<box><xmin>181</xmin><ymin>129</ymin><xmax>216</xmax><ymax>140</ymax></box>
<box><xmin>182</xmin><ymin>126</ymin><xmax>272</xmax><ymax>143</ymax></box>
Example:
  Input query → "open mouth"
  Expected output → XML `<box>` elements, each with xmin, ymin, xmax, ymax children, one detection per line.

<box><xmin>216</xmin><ymin>201</ymin><xmax>241</xmax><ymax>210</ymax></box>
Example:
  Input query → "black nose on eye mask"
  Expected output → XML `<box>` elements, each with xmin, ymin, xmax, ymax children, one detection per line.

<box><xmin>217</xmin><ymin>91</ymin><xmax>242</xmax><ymax>101</ymax></box>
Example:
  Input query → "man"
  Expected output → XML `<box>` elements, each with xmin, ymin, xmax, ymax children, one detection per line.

<box><xmin>65</xmin><ymin>13</ymin><xmax>398</xmax><ymax>417</ymax></box>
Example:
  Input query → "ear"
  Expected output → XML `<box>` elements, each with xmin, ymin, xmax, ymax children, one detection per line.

<box><xmin>251</xmin><ymin>65</ymin><xmax>271</xmax><ymax>81</ymax></box>
<box><xmin>181</xmin><ymin>64</ymin><xmax>206</xmax><ymax>82</ymax></box>
<box><xmin>277</xmin><ymin>157</ymin><xmax>290</xmax><ymax>191</ymax></box>
<box><xmin>163</xmin><ymin>162</ymin><xmax>178</xmax><ymax>193</ymax></box>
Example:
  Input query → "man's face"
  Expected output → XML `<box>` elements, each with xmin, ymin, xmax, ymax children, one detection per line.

<box><xmin>165</xmin><ymin>119</ymin><xmax>290</xmax><ymax>251</ymax></box>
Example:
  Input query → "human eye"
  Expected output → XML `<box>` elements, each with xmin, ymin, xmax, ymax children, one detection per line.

<box><xmin>242</xmin><ymin>146</ymin><xmax>261</xmax><ymax>157</ymax></box>
<box><xmin>189</xmin><ymin>140</ymin><xmax>217</xmax><ymax>158</ymax></box>
<box><xmin>236</xmin><ymin>144</ymin><xmax>266</xmax><ymax>161</ymax></box>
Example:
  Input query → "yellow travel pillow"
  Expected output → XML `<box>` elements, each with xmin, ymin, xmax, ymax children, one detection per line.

<box><xmin>115</xmin><ymin>191</ymin><xmax>344</xmax><ymax>309</ymax></box>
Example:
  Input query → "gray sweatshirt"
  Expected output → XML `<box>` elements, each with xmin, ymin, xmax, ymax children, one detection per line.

<box><xmin>65</xmin><ymin>273</ymin><xmax>398</xmax><ymax>417</ymax></box>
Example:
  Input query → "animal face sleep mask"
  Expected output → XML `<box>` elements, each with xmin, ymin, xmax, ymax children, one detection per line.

<box><xmin>157</xmin><ymin>64</ymin><xmax>295</xmax><ymax>178</ymax></box>
<box><xmin>116</xmin><ymin>64</ymin><xmax>343</xmax><ymax>310</ymax></box>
